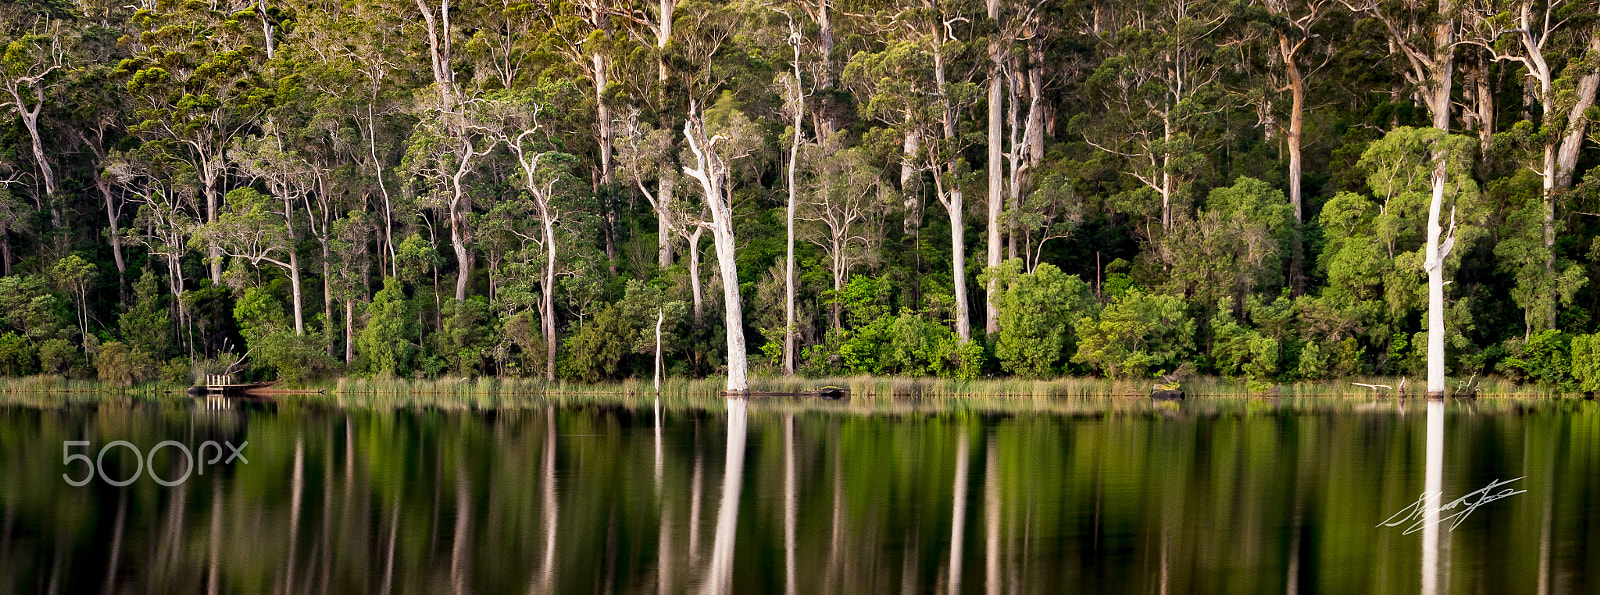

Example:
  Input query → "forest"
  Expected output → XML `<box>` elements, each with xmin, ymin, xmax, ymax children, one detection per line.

<box><xmin>1</xmin><ymin>0</ymin><xmax>1599</xmax><ymax>391</ymax></box>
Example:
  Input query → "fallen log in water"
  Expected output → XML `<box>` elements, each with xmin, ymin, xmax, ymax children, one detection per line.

<box><xmin>726</xmin><ymin>387</ymin><xmax>849</xmax><ymax>399</ymax></box>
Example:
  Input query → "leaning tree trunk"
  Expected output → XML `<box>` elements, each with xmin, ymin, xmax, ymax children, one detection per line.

<box><xmin>1554</xmin><ymin>33</ymin><xmax>1600</xmax><ymax>188</ymax></box>
<box><xmin>11</xmin><ymin>98</ymin><xmax>59</xmax><ymax>226</ymax></box>
<box><xmin>90</xmin><ymin>164</ymin><xmax>127</xmax><ymax>305</ymax></box>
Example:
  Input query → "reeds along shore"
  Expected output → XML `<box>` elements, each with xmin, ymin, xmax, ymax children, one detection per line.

<box><xmin>0</xmin><ymin>374</ymin><xmax>1576</xmax><ymax>408</ymax></box>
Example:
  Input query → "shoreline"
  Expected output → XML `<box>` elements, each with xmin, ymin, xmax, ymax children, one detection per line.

<box><xmin>0</xmin><ymin>374</ymin><xmax>1582</xmax><ymax>405</ymax></box>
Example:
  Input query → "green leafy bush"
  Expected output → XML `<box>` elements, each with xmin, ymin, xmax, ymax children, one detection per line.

<box><xmin>37</xmin><ymin>339</ymin><xmax>80</xmax><ymax>376</ymax></box>
<box><xmin>562</xmin><ymin>303</ymin><xmax>632</xmax><ymax>383</ymax></box>
<box><xmin>253</xmin><ymin>330</ymin><xmax>336</xmax><ymax>384</ymax></box>
<box><xmin>358</xmin><ymin>278</ymin><xmax>417</xmax><ymax>376</ymax></box>
<box><xmin>0</xmin><ymin>333</ymin><xmax>38</xmax><ymax>376</ymax></box>
<box><xmin>984</xmin><ymin>261</ymin><xmax>1095</xmax><ymax>378</ymax></box>
<box><xmin>95</xmin><ymin>341</ymin><xmax>154</xmax><ymax>388</ymax></box>
<box><xmin>1573</xmin><ymin>334</ymin><xmax>1600</xmax><ymax>393</ymax></box>
<box><xmin>1499</xmin><ymin>330</ymin><xmax>1573</xmax><ymax>388</ymax></box>
<box><xmin>1073</xmin><ymin>291</ymin><xmax>1195</xmax><ymax>379</ymax></box>
<box><xmin>1210</xmin><ymin>300</ymin><xmax>1280</xmax><ymax>382</ymax></box>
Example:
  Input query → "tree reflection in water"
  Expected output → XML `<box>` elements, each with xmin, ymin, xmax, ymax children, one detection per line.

<box><xmin>0</xmin><ymin>396</ymin><xmax>1595</xmax><ymax>593</ymax></box>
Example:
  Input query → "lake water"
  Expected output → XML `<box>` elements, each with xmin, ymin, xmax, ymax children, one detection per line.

<box><xmin>0</xmin><ymin>395</ymin><xmax>1596</xmax><ymax>593</ymax></box>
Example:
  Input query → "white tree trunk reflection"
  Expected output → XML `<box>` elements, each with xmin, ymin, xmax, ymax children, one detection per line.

<box><xmin>948</xmin><ymin>432</ymin><xmax>970</xmax><ymax>592</ymax></box>
<box><xmin>1422</xmin><ymin>398</ymin><xmax>1444</xmax><ymax>595</ymax></box>
<box><xmin>533</xmin><ymin>407</ymin><xmax>558</xmax><ymax>594</ymax></box>
<box><xmin>985</xmin><ymin>435</ymin><xmax>1000</xmax><ymax>595</ymax></box>
<box><xmin>703</xmin><ymin>398</ymin><xmax>749</xmax><ymax>594</ymax></box>
<box><xmin>784</xmin><ymin>414</ymin><xmax>797</xmax><ymax>595</ymax></box>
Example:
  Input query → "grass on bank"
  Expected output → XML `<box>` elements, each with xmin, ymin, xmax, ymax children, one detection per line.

<box><xmin>0</xmin><ymin>373</ymin><xmax>1579</xmax><ymax>409</ymax></box>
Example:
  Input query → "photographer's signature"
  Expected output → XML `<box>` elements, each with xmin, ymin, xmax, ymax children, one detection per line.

<box><xmin>1377</xmin><ymin>477</ymin><xmax>1526</xmax><ymax>535</ymax></box>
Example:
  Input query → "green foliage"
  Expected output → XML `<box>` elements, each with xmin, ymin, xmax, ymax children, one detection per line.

<box><xmin>358</xmin><ymin>279</ymin><xmax>416</xmax><ymax>376</ymax></box>
<box><xmin>984</xmin><ymin>261</ymin><xmax>1096</xmax><ymax>378</ymax></box>
<box><xmin>1297</xmin><ymin>338</ymin><xmax>1366</xmax><ymax>380</ymax></box>
<box><xmin>434</xmin><ymin>298</ymin><xmax>493</xmax><ymax>377</ymax></box>
<box><xmin>1073</xmin><ymin>291</ymin><xmax>1196</xmax><ymax>379</ymax></box>
<box><xmin>1499</xmin><ymin>330</ymin><xmax>1574</xmax><ymax>388</ymax></box>
<box><xmin>0</xmin><ymin>333</ymin><xmax>38</xmax><ymax>376</ymax></box>
<box><xmin>161</xmin><ymin>358</ymin><xmax>192</xmax><ymax>385</ymax></box>
<box><xmin>561</xmin><ymin>303</ymin><xmax>631</xmax><ymax>383</ymax></box>
<box><xmin>880</xmin><ymin>312</ymin><xmax>982</xmax><ymax>380</ymax></box>
<box><xmin>252</xmin><ymin>330</ymin><xmax>334</xmax><ymax>384</ymax></box>
<box><xmin>0</xmin><ymin>0</ymin><xmax>1597</xmax><ymax>392</ymax></box>
<box><xmin>1210</xmin><ymin>300</ymin><xmax>1281</xmax><ymax>382</ymax></box>
<box><xmin>1160</xmin><ymin>177</ymin><xmax>1294</xmax><ymax>304</ymax></box>
<box><xmin>1573</xmin><ymin>334</ymin><xmax>1600</xmax><ymax>393</ymax></box>
<box><xmin>502</xmin><ymin>311</ymin><xmax>545</xmax><ymax>377</ymax></box>
<box><xmin>0</xmin><ymin>276</ymin><xmax>69</xmax><ymax>341</ymax></box>
<box><xmin>37</xmin><ymin>339</ymin><xmax>79</xmax><ymax>376</ymax></box>
<box><xmin>119</xmin><ymin>270</ymin><xmax>172</xmax><ymax>358</ymax></box>
<box><xmin>233</xmin><ymin>285</ymin><xmax>288</xmax><ymax>345</ymax></box>
<box><xmin>94</xmin><ymin>341</ymin><xmax>153</xmax><ymax>388</ymax></box>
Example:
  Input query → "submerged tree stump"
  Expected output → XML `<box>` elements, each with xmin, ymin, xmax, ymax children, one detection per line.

<box><xmin>1151</xmin><ymin>389</ymin><xmax>1184</xmax><ymax>401</ymax></box>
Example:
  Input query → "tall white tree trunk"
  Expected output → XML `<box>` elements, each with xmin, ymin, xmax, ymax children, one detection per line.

<box><xmin>1424</xmin><ymin>4</ymin><xmax>1455</xmax><ymax>398</ymax></box>
<box><xmin>450</xmin><ymin>210</ymin><xmax>471</xmax><ymax>302</ymax></box>
<box><xmin>711</xmin><ymin>215</ymin><xmax>748</xmax><ymax>391</ymax></box>
<box><xmin>934</xmin><ymin>45</ymin><xmax>971</xmax><ymax>343</ymax></box>
<box><xmin>683</xmin><ymin>116</ymin><xmax>750</xmax><ymax>392</ymax></box>
<box><xmin>659</xmin><ymin>178</ymin><xmax>676</xmax><ymax>268</ymax></box>
<box><xmin>655</xmin><ymin>0</ymin><xmax>677</xmax><ymax>269</ymax></box>
<box><xmin>368</xmin><ymin>103</ymin><xmax>398</xmax><ymax>277</ymax></box>
<box><xmin>949</xmin><ymin>188</ymin><xmax>971</xmax><ymax>343</ymax></box>
<box><xmin>902</xmin><ymin>125</ymin><xmax>921</xmax><ymax>236</ymax></box>
<box><xmin>543</xmin><ymin>210</ymin><xmax>558</xmax><ymax>381</ymax></box>
<box><xmin>288</xmin><ymin>251</ymin><xmax>304</xmax><ymax>335</ymax></box>
<box><xmin>984</xmin><ymin>0</ymin><xmax>1003</xmax><ymax>336</ymax></box>
<box><xmin>203</xmin><ymin>162</ymin><xmax>224</xmax><ymax>283</ymax></box>
<box><xmin>785</xmin><ymin>29</ymin><xmax>804</xmax><ymax>377</ymax></box>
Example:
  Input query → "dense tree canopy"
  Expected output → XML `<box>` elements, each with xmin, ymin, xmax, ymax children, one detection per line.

<box><xmin>0</xmin><ymin>0</ymin><xmax>1598</xmax><ymax>389</ymax></box>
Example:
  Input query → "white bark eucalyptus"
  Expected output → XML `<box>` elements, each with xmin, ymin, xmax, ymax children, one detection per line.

<box><xmin>499</xmin><ymin>105</ymin><xmax>567</xmax><ymax>381</ymax></box>
<box><xmin>986</xmin><ymin>0</ymin><xmax>1004</xmax><ymax>336</ymax></box>
<box><xmin>1461</xmin><ymin>0</ymin><xmax>1600</xmax><ymax>331</ymax></box>
<box><xmin>777</xmin><ymin>11</ymin><xmax>807</xmax><ymax>377</ymax></box>
<box><xmin>1345</xmin><ymin>0</ymin><xmax>1458</xmax><ymax>396</ymax></box>
<box><xmin>413</xmin><ymin>0</ymin><xmax>498</xmax><ymax>302</ymax></box>
<box><xmin>682</xmin><ymin>101</ymin><xmax>753</xmax><ymax>392</ymax></box>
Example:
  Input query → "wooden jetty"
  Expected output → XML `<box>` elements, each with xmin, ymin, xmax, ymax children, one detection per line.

<box><xmin>188</xmin><ymin>374</ymin><xmax>271</xmax><ymax>395</ymax></box>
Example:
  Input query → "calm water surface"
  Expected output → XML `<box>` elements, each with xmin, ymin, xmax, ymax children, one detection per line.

<box><xmin>1</xmin><ymin>395</ymin><xmax>1597</xmax><ymax>593</ymax></box>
